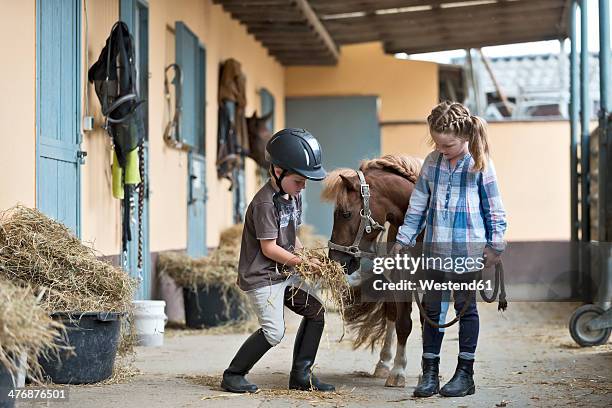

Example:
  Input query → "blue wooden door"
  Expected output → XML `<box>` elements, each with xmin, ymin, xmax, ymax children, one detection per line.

<box><xmin>285</xmin><ymin>96</ymin><xmax>381</xmax><ymax>237</ymax></box>
<box><xmin>121</xmin><ymin>0</ymin><xmax>151</xmax><ymax>299</ymax></box>
<box><xmin>36</xmin><ymin>0</ymin><xmax>82</xmax><ymax>236</ymax></box>
<box><xmin>176</xmin><ymin>22</ymin><xmax>207</xmax><ymax>257</ymax></box>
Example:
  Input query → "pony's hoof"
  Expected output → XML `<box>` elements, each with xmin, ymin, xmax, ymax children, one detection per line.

<box><xmin>373</xmin><ymin>364</ymin><xmax>390</xmax><ymax>378</ymax></box>
<box><xmin>384</xmin><ymin>373</ymin><xmax>406</xmax><ymax>387</ymax></box>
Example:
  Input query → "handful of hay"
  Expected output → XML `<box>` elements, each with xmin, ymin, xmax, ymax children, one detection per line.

<box><xmin>292</xmin><ymin>248</ymin><xmax>351</xmax><ymax>322</ymax></box>
<box><xmin>0</xmin><ymin>278</ymin><xmax>66</xmax><ymax>383</ymax></box>
<box><xmin>0</xmin><ymin>205</ymin><xmax>136</xmax><ymax>313</ymax></box>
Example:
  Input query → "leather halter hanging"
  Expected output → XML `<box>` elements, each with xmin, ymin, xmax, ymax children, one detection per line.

<box><xmin>328</xmin><ymin>170</ymin><xmax>386</xmax><ymax>259</ymax></box>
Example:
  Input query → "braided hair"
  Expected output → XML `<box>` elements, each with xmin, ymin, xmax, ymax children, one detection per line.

<box><xmin>427</xmin><ymin>101</ymin><xmax>490</xmax><ymax>171</ymax></box>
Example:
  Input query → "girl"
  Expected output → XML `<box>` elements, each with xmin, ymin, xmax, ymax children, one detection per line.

<box><xmin>392</xmin><ymin>101</ymin><xmax>507</xmax><ymax>398</ymax></box>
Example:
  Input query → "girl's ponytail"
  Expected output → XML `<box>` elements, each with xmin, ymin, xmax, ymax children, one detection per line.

<box><xmin>468</xmin><ymin>115</ymin><xmax>490</xmax><ymax>172</ymax></box>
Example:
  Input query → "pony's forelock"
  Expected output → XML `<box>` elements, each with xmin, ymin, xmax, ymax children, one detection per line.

<box><xmin>320</xmin><ymin>168</ymin><xmax>356</xmax><ymax>210</ymax></box>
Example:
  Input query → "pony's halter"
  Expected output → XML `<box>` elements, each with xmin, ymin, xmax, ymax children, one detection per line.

<box><xmin>328</xmin><ymin>170</ymin><xmax>386</xmax><ymax>259</ymax></box>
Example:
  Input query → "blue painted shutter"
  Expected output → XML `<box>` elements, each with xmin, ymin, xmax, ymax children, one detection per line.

<box><xmin>177</xmin><ymin>22</ymin><xmax>207</xmax><ymax>256</ymax></box>
<box><xmin>37</xmin><ymin>0</ymin><xmax>81</xmax><ymax>236</ymax></box>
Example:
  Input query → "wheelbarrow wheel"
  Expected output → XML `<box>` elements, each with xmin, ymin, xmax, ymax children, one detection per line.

<box><xmin>569</xmin><ymin>305</ymin><xmax>611</xmax><ymax>347</ymax></box>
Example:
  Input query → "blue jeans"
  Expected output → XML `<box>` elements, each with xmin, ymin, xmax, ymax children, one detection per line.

<box><xmin>421</xmin><ymin>269</ymin><xmax>479</xmax><ymax>360</ymax></box>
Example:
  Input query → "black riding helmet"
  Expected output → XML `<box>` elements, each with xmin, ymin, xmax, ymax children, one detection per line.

<box><xmin>266</xmin><ymin>128</ymin><xmax>326</xmax><ymax>195</ymax></box>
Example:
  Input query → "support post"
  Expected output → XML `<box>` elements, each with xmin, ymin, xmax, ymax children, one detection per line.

<box><xmin>570</xmin><ymin>0</ymin><xmax>580</xmax><ymax>298</ymax></box>
<box><xmin>598</xmin><ymin>0</ymin><xmax>611</xmax><ymax>308</ymax></box>
<box><xmin>580</xmin><ymin>0</ymin><xmax>591</xmax><ymax>301</ymax></box>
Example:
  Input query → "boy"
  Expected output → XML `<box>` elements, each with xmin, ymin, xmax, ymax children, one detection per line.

<box><xmin>221</xmin><ymin>128</ymin><xmax>335</xmax><ymax>393</ymax></box>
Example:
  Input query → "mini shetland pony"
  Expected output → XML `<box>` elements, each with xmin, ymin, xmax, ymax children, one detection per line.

<box><xmin>322</xmin><ymin>154</ymin><xmax>422</xmax><ymax>387</ymax></box>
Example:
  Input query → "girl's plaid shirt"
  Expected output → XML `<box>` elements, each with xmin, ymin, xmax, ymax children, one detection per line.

<box><xmin>396</xmin><ymin>151</ymin><xmax>507</xmax><ymax>264</ymax></box>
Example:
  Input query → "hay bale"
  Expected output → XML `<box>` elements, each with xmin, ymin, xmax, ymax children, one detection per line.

<box><xmin>213</xmin><ymin>222</ymin><xmax>326</xmax><ymax>250</ymax></box>
<box><xmin>157</xmin><ymin>250</ymin><xmax>251</xmax><ymax>318</ymax></box>
<box><xmin>157</xmin><ymin>252</ymin><xmax>206</xmax><ymax>288</ymax></box>
<box><xmin>157</xmin><ymin>223</ymin><xmax>243</xmax><ymax>290</ymax></box>
<box><xmin>0</xmin><ymin>278</ymin><xmax>66</xmax><ymax>382</ymax></box>
<box><xmin>218</xmin><ymin>223</ymin><xmax>243</xmax><ymax>250</ymax></box>
<box><xmin>0</xmin><ymin>205</ymin><xmax>136</xmax><ymax>313</ymax></box>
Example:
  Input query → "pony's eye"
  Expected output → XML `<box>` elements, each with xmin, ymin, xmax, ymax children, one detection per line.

<box><xmin>342</xmin><ymin>211</ymin><xmax>352</xmax><ymax>219</ymax></box>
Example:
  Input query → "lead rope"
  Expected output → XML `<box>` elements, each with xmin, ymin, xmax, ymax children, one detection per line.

<box><xmin>412</xmin><ymin>262</ymin><xmax>506</xmax><ymax>329</ymax></box>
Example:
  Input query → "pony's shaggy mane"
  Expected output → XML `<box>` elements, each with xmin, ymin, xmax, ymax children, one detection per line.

<box><xmin>321</xmin><ymin>155</ymin><xmax>422</xmax><ymax>210</ymax></box>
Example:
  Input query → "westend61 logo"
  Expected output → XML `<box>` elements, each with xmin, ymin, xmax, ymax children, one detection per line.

<box><xmin>372</xmin><ymin>254</ymin><xmax>486</xmax><ymax>274</ymax></box>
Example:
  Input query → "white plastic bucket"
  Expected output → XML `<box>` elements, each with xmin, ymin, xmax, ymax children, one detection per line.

<box><xmin>132</xmin><ymin>300</ymin><xmax>167</xmax><ymax>347</ymax></box>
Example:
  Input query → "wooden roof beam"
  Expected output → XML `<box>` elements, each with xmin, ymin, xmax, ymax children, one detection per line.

<box><xmin>385</xmin><ymin>30</ymin><xmax>563</xmax><ymax>54</ymax></box>
<box><xmin>312</xmin><ymin>0</ymin><xmax>471</xmax><ymax>15</ymax></box>
<box><xmin>294</xmin><ymin>0</ymin><xmax>339</xmax><ymax>61</ymax></box>
<box><xmin>382</xmin><ymin>18</ymin><xmax>564</xmax><ymax>46</ymax></box>
<box><xmin>329</xmin><ymin>12</ymin><xmax>563</xmax><ymax>40</ymax></box>
<box><xmin>322</xmin><ymin>0</ymin><xmax>564</xmax><ymax>28</ymax></box>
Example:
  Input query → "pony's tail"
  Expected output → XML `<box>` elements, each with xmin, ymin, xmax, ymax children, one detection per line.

<box><xmin>344</xmin><ymin>286</ymin><xmax>390</xmax><ymax>351</ymax></box>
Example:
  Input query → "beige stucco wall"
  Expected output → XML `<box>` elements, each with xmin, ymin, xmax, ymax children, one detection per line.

<box><xmin>382</xmin><ymin>121</ymin><xmax>572</xmax><ymax>241</ymax></box>
<box><xmin>286</xmin><ymin>42</ymin><xmax>437</xmax><ymax>122</ymax></box>
<box><xmin>0</xmin><ymin>0</ymin><xmax>36</xmax><ymax>210</ymax></box>
<box><xmin>147</xmin><ymin>0</ymin><xmax>285</xmax><ymax>251</ymax></box>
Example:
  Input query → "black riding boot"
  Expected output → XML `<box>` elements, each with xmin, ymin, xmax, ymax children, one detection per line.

<box><xmin>413</xmin><ymin>357</ymin><xmax>440</xmax><ymax>397</ymax></box>
<box><xmin>289</xmin><ymin>318</ymin><xmax>335</xmax><ymax>392</ymax></box>
<box><xmin>221</xmin><ymin>329</ymin><xmax>272</xmax><ymax>393</ymax></box>
<box><xmin>440</xmin><ymin>357</ymin><xmax>475</xmax><ymax>397</ymax></box>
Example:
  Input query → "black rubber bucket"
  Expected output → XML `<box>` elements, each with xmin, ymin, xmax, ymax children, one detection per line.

<box><xmin>0</xmin><ymin>363</ymin><xmax>15</xmax><ymax>408</ymax></box>
<box><xmin>183</xmin><ymin>285</ymin><xmax>243</xmax><ymax>328</ymax></box>
<box><xmin>39</xmin><ymin>312</ymin><xmax>122</xmax><ymax>384</ymax></box>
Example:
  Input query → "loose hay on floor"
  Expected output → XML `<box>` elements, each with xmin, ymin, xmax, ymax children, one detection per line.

<box><xmin>0</xmin><ymin>205</ymin><xmax>136</xmax><ymax>313</ymax></box>
<box><xmin>0</xmin><ymin>278</ymin><xmax>67</xmax><ymax>383</ymax></box>
<box><xmin>180</xmin><ymin>374</ymin><xmax>365</xmax><ymax>404</ymax></box>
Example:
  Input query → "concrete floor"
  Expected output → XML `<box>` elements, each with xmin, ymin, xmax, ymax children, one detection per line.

<box><xmin>21</xmin><ymin>302</ymin><xmax>611</xmax><ymax>408</ymax></box>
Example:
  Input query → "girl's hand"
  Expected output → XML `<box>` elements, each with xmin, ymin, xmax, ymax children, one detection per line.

<box><xmin>483</xmin><ymin>247</ymin><xmax>501</xmax><ymax>268</ymax></box>
<box><xmin>390</xmin><ymin>242</ymin><xmax>406</xmax><ymax>256</ymax></box>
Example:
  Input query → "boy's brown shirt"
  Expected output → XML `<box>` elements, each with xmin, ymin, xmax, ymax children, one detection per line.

<box><xmin>237</xmin><ymin>180</ymin><xmax>302</xmax><ymax>291</ymax></box>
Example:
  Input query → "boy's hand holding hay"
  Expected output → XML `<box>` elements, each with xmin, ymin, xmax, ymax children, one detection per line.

<box><xmin>291</xmin><ymin>248</ymin><xmax>352</xmax><ymax>324</ymax></box>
